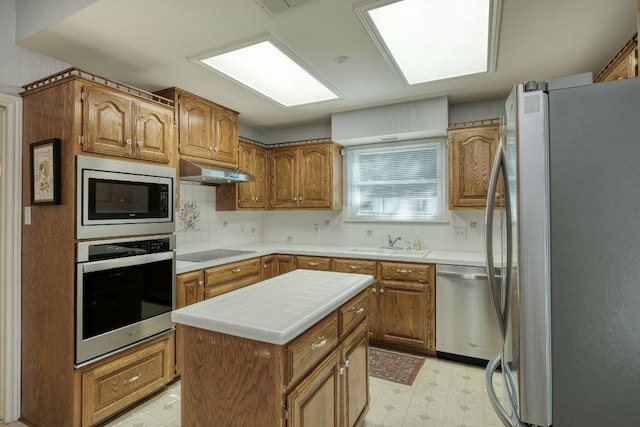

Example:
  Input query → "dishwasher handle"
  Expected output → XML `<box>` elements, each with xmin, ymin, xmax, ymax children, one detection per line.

<box><xmin>436</xmin><ymin>271</ymin><xmax>502</xmax><ymax>281</ymax></box>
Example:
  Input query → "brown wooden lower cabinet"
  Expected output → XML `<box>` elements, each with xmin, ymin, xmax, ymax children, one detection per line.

<box><xmin>80</xmin><ymin>332</ymin><xmax>174</xmax><ymax>427</ymax></box>
<box><xmin>180</xmin><ymin>292</ymin><xmax>369</xmax><ymax>427</ymax></box>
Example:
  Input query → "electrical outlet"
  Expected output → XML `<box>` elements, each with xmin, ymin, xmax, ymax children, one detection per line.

<box><xmin>455</xmin><ymin>227</ymin><xmax>467</xmax><ymax>240</ymax></box>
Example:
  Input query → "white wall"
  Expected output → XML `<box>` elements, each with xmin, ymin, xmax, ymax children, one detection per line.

<box><xmin>1</xmin><ymin>0</ymin><xmax>70</xmax><ymax>95</ymax></box>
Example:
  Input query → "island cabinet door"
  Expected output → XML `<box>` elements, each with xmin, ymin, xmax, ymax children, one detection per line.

<box><xmin>287</xmin><ymin>351</ymin><xmax>341</xmax><ymax>427</ymax></box>
<box><xmin>341</xmin><ymin>320</ymin><xmax>370</xmax><ymax>427</ymax></box>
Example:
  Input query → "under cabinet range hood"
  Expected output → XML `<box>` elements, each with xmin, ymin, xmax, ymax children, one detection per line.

<box><xmin>179</xmin><ymin>158</ymin><xmax>255</xmax><ymax>185</ymax></box>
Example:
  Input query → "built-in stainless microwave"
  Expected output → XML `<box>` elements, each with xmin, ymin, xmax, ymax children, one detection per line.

<box><xmin>76</xmin><ymin>155</ymin><xmax>175</xmax><ymax>239</ymax></box>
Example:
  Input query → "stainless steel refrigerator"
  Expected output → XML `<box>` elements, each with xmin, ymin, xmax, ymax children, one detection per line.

<box><xmin>484</xmin><ymin>75</ymin><xmax>640</xmax><ymax>427</ymax></box>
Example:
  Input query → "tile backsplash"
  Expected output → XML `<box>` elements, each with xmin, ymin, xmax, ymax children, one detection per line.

<box><xmin>176</xmin><ymin>183</ymin><xmax>501</xmax><ymax>254</ymax></box>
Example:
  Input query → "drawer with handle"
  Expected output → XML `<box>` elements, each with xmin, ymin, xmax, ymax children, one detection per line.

<box><xmin>296</xmin><ymin>255</ymin><xmax>332</xmax><ymax>271</ymax></box>
<box><xmin>286</xmin><ymin>311</ymin><xmax>338</xmax><ymax>384</ymax></box>
<box><xmin>205</xmin><ymin>258</ymin><xmax>261</xmax><ymax>286</ymax></box>
<box><xmin>339</xmin><ymin>290</ymin><xmax>369</xmax><ymax>337</ymax></box>
<box><xmin>380</xmin><ymin>261</ymin><xmax>432</xmax><ymax>283</ymax></box>
<box><xmin>332</xmin><ymin>258</ymin><xmax>376</xmax><ymax>276</ymax></box>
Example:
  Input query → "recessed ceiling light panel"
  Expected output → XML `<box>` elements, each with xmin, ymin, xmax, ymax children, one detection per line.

<box><xmin>356</xmin><ymin>0</ymin><xmax>502</xmax><ymax>85</ymax></box>
<box><xmin>197</xmin><ymin>38</ymin><xmax>339</xmax><ymax>107</ymax></box>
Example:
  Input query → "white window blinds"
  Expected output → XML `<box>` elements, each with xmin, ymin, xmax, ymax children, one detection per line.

<box><xmin>347</xmin><ymin>139</ymin><xmax>446</xmax><ymax>221</ymax></box>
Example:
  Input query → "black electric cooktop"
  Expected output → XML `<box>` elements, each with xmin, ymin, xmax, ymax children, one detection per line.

<box><xmin>176</xmin><ymin>249</ymin><xmax>256</xmax><ymax>263</ymax></box>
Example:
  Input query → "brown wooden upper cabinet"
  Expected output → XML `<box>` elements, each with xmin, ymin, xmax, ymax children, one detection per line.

<box><xmin>82</xmin><ymin>83</ymin><xmax>173</xmax><ymax>163</ymax></box>
<box><xmin>216</xmin><ymin>141</ymin><xmax>268</xmax><ymax>210</ymax></box>
<box><xmin>269</xmin><ymin>142</ymin><xmax>343</xmax><ymax>210</ymax></box>
<box><xmin>448</xmin><ymin>124</ymin><xmax>500</xmax><ymax>210</ymax></box>
<box><xmin>155</xmin><ymin>87</ymin><xmax>239</xmax><ymax>168</ymax></box>
<box><xmin>595</xmin><ymin>33</ymin><xmax>638</xmax><ymax>82</ymax></box>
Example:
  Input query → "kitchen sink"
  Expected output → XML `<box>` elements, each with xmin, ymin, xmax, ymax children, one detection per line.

<box><xmin>344</xmin><ymin>247</ymin><xmax>431</xmax><ymax>257</ymax></box>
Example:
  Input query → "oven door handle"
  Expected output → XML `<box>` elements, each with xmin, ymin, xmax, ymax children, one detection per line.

<box><xmin>80</xmin><ymin>251</ymin><xmax>174</xmax><ymax>273</ymax></box>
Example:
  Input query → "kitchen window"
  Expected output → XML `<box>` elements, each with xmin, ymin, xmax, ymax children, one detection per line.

<box><xmin>346</xmin><ymin>139</ymin><xmax>446</xmax><ymax>221</ymax></box>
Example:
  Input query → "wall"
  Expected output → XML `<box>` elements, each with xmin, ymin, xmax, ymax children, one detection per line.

<box><xmin>175</xmin><ymin>182</ymin><xmax>263</xmax><ymax>254</ymax></box>
<box><xmin>1</xmin><ymin>0</ymin><xmax>69</xmax><ymax>95</ymax></box>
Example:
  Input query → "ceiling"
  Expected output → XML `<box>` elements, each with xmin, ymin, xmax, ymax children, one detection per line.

<box><xmin>17</xmin><ymin>0</ymin><xmax>637</xmax><ymax>131</ymax></box>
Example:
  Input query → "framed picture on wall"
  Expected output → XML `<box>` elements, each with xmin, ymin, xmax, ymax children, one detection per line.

<box><xmin>30</xmin><ymin>138</ymin><xmax>61</xmax><ymax>205</ymax></box>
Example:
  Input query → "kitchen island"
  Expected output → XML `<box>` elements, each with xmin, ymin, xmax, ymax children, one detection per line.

<box><xmin>171</xmin><ymin>269</ymin><xmax>374</xmax><ymax>427</ymax></box>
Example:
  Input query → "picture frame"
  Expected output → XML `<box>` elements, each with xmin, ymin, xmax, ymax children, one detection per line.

<box><xmin>30</xmin><ymin>138</ymin><xmax>61</xmax><ymax>205</ymax></box>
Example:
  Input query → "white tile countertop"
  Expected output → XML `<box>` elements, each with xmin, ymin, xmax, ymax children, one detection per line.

<box><xmin>175</xmin><ymin>242</ymin><xmax>498</xmax><ymax>274</ymax></box>
<box><xmin>171</xmin><ymin>269</ymin><xmax>373</xmax><ymax>344</ymax></box>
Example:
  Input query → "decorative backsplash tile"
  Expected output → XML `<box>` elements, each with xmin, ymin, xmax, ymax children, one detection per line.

<box><xmin>177</xmin><ymin>201</ymin><xmax>201</xmax><ymax>232</ymax></box>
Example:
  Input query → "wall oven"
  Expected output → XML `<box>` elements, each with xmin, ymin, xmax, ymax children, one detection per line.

<box><xmin>75</xmin><ymin>234</ymin><xmax>175</xmax><ymax>366</ymax></box>
<box><xmin>76</xmin><ymin>155</ymin><xmax>175</xmax><ymax>239</ymax></box>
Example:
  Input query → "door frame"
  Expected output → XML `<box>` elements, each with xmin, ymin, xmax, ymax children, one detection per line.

<box><xmin>0</xmin><ymin>92</ymin><xmax>22</xmax><ymax>422</ymax></box>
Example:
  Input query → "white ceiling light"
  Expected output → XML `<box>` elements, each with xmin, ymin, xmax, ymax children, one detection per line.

<box><xmin>197</xmin><ymin>38</ymin><xmax>339</xmax><ymax>107</ymax></box>
<box><xmin>356</xmin><ymin>0</ymin><xmax>502</xmax><ymax>85</ymax></box>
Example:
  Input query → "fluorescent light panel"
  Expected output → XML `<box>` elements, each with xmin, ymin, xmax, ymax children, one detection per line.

<box><xmin>360</xmin><ymin>0</ymin><xmax>495</xmax><ymax>85</ymax></box>
<box><xmin>200</xmin><ymin>40</ymin><xmax>338</xmax><ymax>107</ymax></box>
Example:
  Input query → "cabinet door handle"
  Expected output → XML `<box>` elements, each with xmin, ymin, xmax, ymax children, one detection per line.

<box><xmin>397</xmin><ymin>269</ymin><xmax>413</xmax><ymax>274</ymax></box>
<box><xmin>308</xmin><ymin>262</ymin><xmax>319</xmax><ymax>267</ymax></box>
<box><xmin>379</xmin><ymin>289</ymin><xmax>385</xmax><ymax>294</ymax></box>
<box><xmin>311</xmin><ymin>336</ymin><xmax>327</xmax><ymax>350</ymax></box>
<box><xmin>231</xmin><ymin>268</ymin><xmax>241</xmax><ymax>273</ymax></box>
<box><xmin>123</xmin><ymin>373</ymin><xmax>141</xmax><ymax>384</ymax></box>
<box><xmin>209</xmin><ymin>146</ymin><xmax>214</xmax><ymax>151</ymax></box>
<box><xmin>126</xmin><ymin>138</ymin><xmax>132</xmax><ymax>145</ymax></box>
<box><xmin>344</xmin><ymin>359</ymin><xmax>350</xmax><ymax>368</ymax></box>
<box><xmin>198</xmin><ymin>280</ymin><xmax>204</xmax><ymax>287</ymax></box>
<box><xmin>137</xmin><ymin>140</ymin><xmax>143</xmax><ymax>147</ymax></box>
<box><xmin>299</xmin><ymin>197</ymin><xmax>303</xmax><ymax>202</ymax></box>
<box><xmin>353</xmin><ymin>307</ymin><xmax>365</xmax><ymax>315</ymax></box>
<box><xmin>293</xmin><ymin>197</ymin><xmax>298</xmax><ymax>201</ymax></box>
<box><xmin>349</xmin><ymin>265</ymin><xmax>360</xmax><ymax>270</ymax></box>
<box><xmin>339</xmin><ymin>366</ymin><xmax>345</xmax><ymax>376</ymax></box>
<box><xmin>263</xmin><ymin>264</ymin><xmax>267</xmax><ymax>269</ymax></box>
<box><xmin>372</xmin><ymin>288</ymin><xmax>377</xmax><ymax>293</ymax></box>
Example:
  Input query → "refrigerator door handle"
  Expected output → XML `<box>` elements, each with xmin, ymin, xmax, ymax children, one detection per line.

<box><xmin>485</xmin><ymin>353</ymin><xmax>525</xmax><ymax>427</ymax></box>
<box><xmin>485</xmin><ymin>141</ymin><xmax>506</xmax><ymax>338</ymax></box>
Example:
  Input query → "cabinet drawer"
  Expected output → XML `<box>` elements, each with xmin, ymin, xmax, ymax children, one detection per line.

<box><xmin>339</xmin><ymin>290</ymin><xmax>369</xmax><ymax>337</ymax></box>
<box><xmin>333</xmin><ymin>258</ymin><xmax>376</xmax><ymax>276</ymax></box>
<box><xmin>81</xmin><ymin>334</ymin><xmax>173</xmax><ymax>427</ymax></box>
<box><xmin>296</xmin><ymin>256</ymin><xmax>332</xmax><ymax>271</ymax></box>
<box><xmin>287</xmin><ymin>312</ymin><xmax>339</xmax><ymax>384</ymax></box>
<box><xmin>204</xmin><ymin>273</ymin><xmax>261</xmax><ymax>299</ymax></box>
<box><xmin>380</xmin><ymin>262</ymin><xmax>433</xmax><ymax>283</ymax></box>
<box><xmin>205</xmin><ymin>258</ymin><xmax>261</xmax><ymax>286</ymax></box>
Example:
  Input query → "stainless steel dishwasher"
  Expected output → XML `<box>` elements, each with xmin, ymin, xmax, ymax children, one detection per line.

<box><xmin>435</xmin><ymin>264</ymin><xmax>502</xmax><ymax>363</ymax></box>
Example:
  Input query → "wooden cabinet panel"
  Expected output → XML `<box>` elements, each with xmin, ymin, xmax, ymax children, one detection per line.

<box><xmin>270</xmin><ymin>147</ymin><xmax>298</xmax><ymax>208</ymax></box>
<box><xmin>299</xmin><ymin>144</ymin><xmax>333</xmax><ymax>208</ymax></box>
<box><xmin>448</xmin><ymin>124</ymin><xmax>499</xmax><ymax>210</ymax></box>
<box><xmin>287</xmin><ymin>312</ymin><xmax>339</xmax><ymax>384</ymax></box>
<box><xmin>339</xmin><ymin>291</ymin><xmax>369</xmax><ymax>337</ymax></box>
<box><xmin>217</xmin><ymin>142</ymin><xmax>268</xmax><ymax>210</ymax></box>
<box><xmin>176</xmin><ymin>93</ymin><xmax>212</xmax><ymax>158</ymax></box>
<box><xmin>380</xmin><ymin>280</ymin><xmax>430</xmax><ymax>350</ymax></box>
<box><xmin>276</xmin><ymin>254</ymin><xmax>297</xmax><ymax>275</ymax></box>
<box><xmin>261</xmin><ymin>255</ymin><xmax>278</xmax><ymax>280</ymax></box>
<box><xmin>297</xmin><ymin>255</ymin><xmax>332</xmax><ymax>271</ymax></box>
<box><xmin>376</xmin><ymin>261</ymin><xmax>435</xmax><ymax>353</ymax></box>
<box><xmin>212</xmin><ymin>105</ymin><xmax>239</xmax><ymax>166</ymax></box>
<box><xmin>287</xmin><ymin>350</ymin><xmax>341</xmax><ymax>427</ymax></box>
<box><xmin>81</xmin><ymin>333</ymin><xmax>173</xmax><ymax>427</ymax></box>
<box><xmin>81</xmin><ymin>84</ymin><xmax>172</xmax><ymax>163</ymax></box>
<box><xmin>176</xmin><ymin>270</ymin><xmax>204</xmax><ymax>309</ymax></box>
<box><xmin>341</xmin><ymin>321</ymin><xmax>369</xmax><ymax>427</ymax></box>
<box><xmin>269</xmin><ymin>142</ymin><xmax>342</xmax><ymax>210</ymax></box>
<box><xmin>595</xmin><ymin>34</ymin><xmax>638</xmax><ymax>82</ymax></box>
<box><xmin>82</xmin><ymin>84</ymin><xmax>132</xmax><ymax>158</ymax></box>
<box><xmin>333</xmin><ymin>258</ymin><xmax>376</xmax><ymax>276</ymax></box>
<box><xmin>156</xmin><ymin>87</ymin><xmax>239</xmax><ymax>168</ymax></box>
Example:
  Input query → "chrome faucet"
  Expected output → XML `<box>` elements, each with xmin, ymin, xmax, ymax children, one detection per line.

<box><xmin>387</xmin><ymin>235</ymin><xmax>402</xmax><ymax>249</ymax></box>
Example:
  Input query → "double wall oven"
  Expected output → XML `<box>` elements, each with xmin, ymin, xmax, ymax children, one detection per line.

<box><xmin>75</xmin><ymin>155</ymin><xmax>176</xmax><ymax>366</ymax></box>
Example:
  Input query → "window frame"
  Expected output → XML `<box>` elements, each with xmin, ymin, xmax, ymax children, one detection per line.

<box><xmin>344</xmin><ymin>138</ymin><xmax>448</xmax><ymax>223</ymax></box>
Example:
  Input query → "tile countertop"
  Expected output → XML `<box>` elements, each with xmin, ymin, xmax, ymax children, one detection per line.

<box><xmin>175</xmin><ymin>242</ymin><xmax>497</xmax><ymax>274</ymax></box>
<box><xmin>171</xmin><ymin>269</ymin><xmax>374</xmax><ymax>345</ymax></box>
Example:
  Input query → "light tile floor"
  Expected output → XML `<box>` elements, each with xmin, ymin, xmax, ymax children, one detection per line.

<box><xmin>4</xmin><ymin>355</ymin><xmax>506</xmax><ymax>427</ymax></box>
